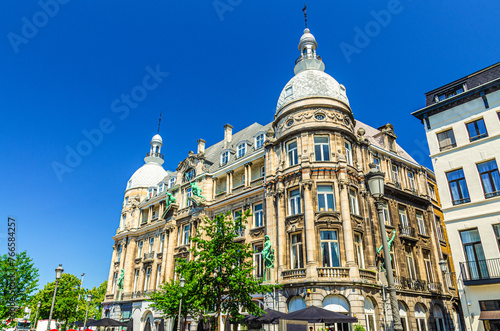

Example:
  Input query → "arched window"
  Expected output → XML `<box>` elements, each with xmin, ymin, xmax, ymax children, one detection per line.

<box><xmin>184</xmin><ymin>169</ymin><xmax>195</xmax><ymax>182</ymax></box>
<box><xmin>288</xmin><ymin>296</ymin><xmax>306</xmax><ymax>313</ymax></box>
<box><xmin>364</xmin><ymin>298</ymin><xmax>377</xmax><ymax>331</ymax></box>
<box><xmin>255</xmin><ymin>133</ymin><xmax>265</xmax><ymax>149</ymax></box>
<box><xmin>433</xmin><ymin>305</ymin><xmax>445</xmax><ymax>331</ymax></box>
<box><xmin>324</xmin><ymin>295</ymin><xmax>350</xmax><ymax>331</ymax></box>
<box><xmin>221</xmin><ymin>151</ymin><xmax>229</xmax><ymax>165</ymax></box>
<box><xmin>238</xmin><ymin>143</ymin><xmax>246</xmax><ymax>158</ymax></box>
<box><xmin>399</xmin><ymin>302</ymin><xmax>409</xmax><ymax>331</ymax></box>
<box><xmin>415</xmin><ymin>303</ymin><xmax>427</xmax><ymax>331</ymax></box>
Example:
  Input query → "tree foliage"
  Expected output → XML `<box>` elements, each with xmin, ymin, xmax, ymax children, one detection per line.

<box><xmin>0</xmin><ymin>251</ymin><xmax>39</xmax><ymax>320</ymax></box>
<box><xmin>150</xmin><ymin>211</ymin><xmax>279</xmax><ymax>329</ymax></box>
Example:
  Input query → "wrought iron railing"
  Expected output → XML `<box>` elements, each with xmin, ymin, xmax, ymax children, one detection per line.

<box><xmin>394</xmin><ymin>276</ymin><xmax>441</xmax><ymax>293</ymax></box>
<box><xmin>399</xmin><ymin>225</ymin><xmax>416</xmax><ymax>237</ymax></box>
<box><xmin>460</xmin><ymin>258</ymin><xmax>500</xmax><ymax>282</ymax></box>
<box><xmin>317</xmin><ymin>267</ymin><xmax>349</xmax><ymax>279</ymax></box>
<box><xmin>486</xmin><ymin>191</ymin><xmax>500</xmax><ymax>199</ymax></box>
<box><xmin>146</xmin><ymin>152</ymin><xmax>164</xmax><ymax>159</ymax></box>
<box><xmin>452</xmin><ymin>197</ymin><xmax>471</xmax><ymax>205</ymax></box>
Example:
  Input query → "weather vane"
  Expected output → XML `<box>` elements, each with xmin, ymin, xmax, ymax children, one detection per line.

<box><xmin>302</xmin><ymin>4</ymin><xmax>307</xmax><ymax>28</ymax></box>
<box><xmin>157</xmin><ymin>111</ymin><xmax>162</xmax><ymax>134</ymax></box>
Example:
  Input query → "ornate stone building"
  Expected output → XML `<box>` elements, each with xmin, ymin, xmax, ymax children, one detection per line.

<box><xmin>103</xmin><ymin>28</ymin><xmax>460</xmax><ymax>331</ymax></box>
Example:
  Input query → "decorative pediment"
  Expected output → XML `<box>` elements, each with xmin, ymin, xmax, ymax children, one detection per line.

<box><xmin>315</xmin><ymin>211</ymin><xmax>341</xmax><ymax>228</ymax></box>
<box><xmin>249</xmin><ymin>226</ymin><xmax>265</xmax><ymax>238</ymax></box>
<box><xmin>285</xmin><ymin>214</ymin><xmax>304</xmax><ymax>233</ymax></box>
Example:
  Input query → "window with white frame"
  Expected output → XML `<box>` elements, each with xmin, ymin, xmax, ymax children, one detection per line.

<box><xmin>381</xmin><ymin>201</ymin><xmax>391</xmax><ymax>226</ymax></box>
<box><xmin>494</xmin><ymin>224</ymin><xmax>500</xmax><ymax>252</ymax></box>
<box><xmin>373</xmin><ymin>156</ymin><xmax>381</xmax><ymax>170</ymax></box>
<box><xmin>416</xmin><ymin>212</ymin><xmax>426</xmax><ymax>235</ymax></box>
<box><xmin>314</xmin><ymin>136</ymin><xmax>330</xmax><ymax>161</ymax></box>
<box><xmin>399</xmin><ymin>207</ymin><xmax>409</xmax><ymax>228</ymax></box>
<box><xmin>285</xmin><ymin>86</ymin><xmax>293</xmax><ymax>97</ymax></box>
<box><xmin>345</xmin><ymin>141</ymin><xmax>353</xmax><ymax>166</ymax></box>
<box><xmin>399</xmin><ymin>302</ymin><xmax>410</xmax><ymax>331</ymax></box>
<box><xmin>181</xmin><ymin>224</ymin><xmax>190</xmax><ymax>245</ymax></box>
<box><xmin>254</xmin><ymin>203</ymin><xmax>263</xmax><ymax>227</ymax></box>
<box><xmin>186</xmin><ymin>187</ymin><xmax>192</xmax><ymax>207</ymax></box>
<box><xmin>148</xmin><ymin>187</ymin><xmax>155</xmax><ymax>199</ymax></box>
<box><xmin>221</xmin><ymin>151</ymin><xmax>229</xmax><ymax>165</ymax></box>
<box><xmin>156</xmin><ymin>265</ymin><xmax>162</xmax><ymax>289</ymax></box>
<box><xmin>288</xmin><ymin>189</ymin><xmax>301</xmax><ymax>215</ymax></box>
<box><xmin>435</xmin><ymin>215</ymin><xmax>445</xmax><ymax>241</ymax></box>
<box><xmin>237</xmin><ymin>143</ymin><xmax>246</xmax><ymax>158</ymax></box>
<box><xmin>317</xmin><ymin>185</ymin><xmax>335</xmax><ymax>212</ymax></box>
<box><xmin>160</xmin><ymin>233</ymin><xmax>165</xmax><ymax>252</ymax></box>
<box><xmin>253</xmin><ymin>244</ymin><xmax>263</xmax><ymax>278</ymax></box>
<box><xmin>433</xmin><ymin>305</ymin><xmax>445</xmax><ymax>331</ymax></box>
<box><xmin>354</xmin><ymin>233</ymin><xmax>365</xmax><ymax>269</ymax></box>
<box><xmin>429</xmin><ymin>183</ymin><xmax>437</xmax><ymax>200</ymax></box>
<box><xmin>158</xmin><ymin>183</ymin><xmax>165</xmax><ymax>194</ymax></box>
<box><xmin>133</xmin><ymin>269</ymin><xmax>139</xmax><ymax>292</ymax></box>
<box><xmin>415</xmin><ymin>303</ymin><xmax>427</xmax><ymax>331</ymax></box>
<box><xmin>349</xmin><ymin>189</ymin><xmax>359</xmax><ymax>215</ymax></box>
<box><xmin>290</xmin><ymin>233</ymin><xmax>304</xmax><ymax>269</ymax></box>
<box><xmin>137</xmin><ymin>241</ymin><xmax>143</xmax><ymax>258</ymax></box>
<box><xmin>423</xmin><ymin>250</ymin><xmax>434</xmax><ymax>282</ymax></box>
<box><xmin>437</xmin><ymin>128</ymin><xmax>457</xmax><ymax>151</ymax></box>
<box><xmin>287</xmin><ymin>140</ymin><xmax>298</xmax><ymax>166</ymax></box>
<box><xmin>390</xmin><ymin>245</ymin><xmax>397</xmax><ymax>276</ymax></box>
<box><xmin>148</xmin><ymin>237</ymin><xmax>154</xmax><ymax>253</ymax></box>
<box><xmin>234</xmin><ymin>210</ymin><xmax>243</xmax><ymax>236</ymax></box>
<box><xmin>408</xmin><ymin>171</ymin><xmax>416</xmax><ymax>190</ymax></box>
<box><xmin>392</xmin><ymin>164</ymin><xmax>400</xmax><ymax>184</ymax></box>
<box><xmin>405</xmin><ymin>247</ymin><xmax>417</xmax><ymax>281</ymax></box>
<box><xmin>255</xmin><ymin>134</ymin><xmax>265</xmax><ymax>149</ymax></box>
<box><xmin>364</xmin><ymin>298</ymin><xmax>377</xmax><ymax>331</ymax></box>
<box><xmin>169</xmin><ymin>177</ymin><xmax>176</xmax><ymax>188</ymax></box>
<box><xmin>144</xmin><ymin>267</ymin><xmax>152</xmax><ymax>291</ymax></box>
<box><xmin>320</xmin><ymin>230</ymin><xmax>340</xmax><ymax>267</ymax></box>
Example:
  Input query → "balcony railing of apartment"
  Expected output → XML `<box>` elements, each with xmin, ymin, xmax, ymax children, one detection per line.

<box><xmin>250</xmin><ymin>177</ymin><xmax>264</xmax><ymax>187</ymax></box>
<box><xmin>143</xmin><ymin>252</ymin><xmax>155</xmax><ymax>261</ymax></box>
<box><xmin>394</xmin><ymin>182</ymin><xmax>402</xmax><ymax>189</ymax></box>
<box><xmin>469</xmin><ymin>133</ymin><xmax>488</xmax><ymax>142</ymax></box>
<box><xmin>439</xmin><ymin>142</ymin><xmax>457</xmax><ymax>151</ymax></box>
<box><xmin>486</xmin><ymin>191</ymin><xmax>500</xmax><ymax>199</ymax></box>
<box><xmin>146</xmin><ymin>152</ymin><xmax>164</xmax><ymax>159</ymax></box>
<box><xmin>317</xmin><ymin>267</ymin><xmax>349</xmax><ymax>279</ymax></box>
<box><xmin>399</xmin><ymin>225</ymin><xmax>417</xmax><ymax>238</ymax></box>
<box><xmin>394</xmin><ymin>277</ymin><xmax>441</xmax><ymax>293</ymax></box>
<box><xmin>460</xmin><ymin>258</ymin><xmax>500</xmax><ymax>285</ymax></box>
<box><xmin>282</xmin><ymin>268</ymin><xmax>306</xmax><ymax>279</ymax></box>
<box><xmin>359</xmin><ymin>269</ymin><xmax>377</xmax><ymax>282</ymax></box>
<box><xmin>452</xmin><ymin>197</ymin><xmax>471</xmax><ymax>205</ymax></box>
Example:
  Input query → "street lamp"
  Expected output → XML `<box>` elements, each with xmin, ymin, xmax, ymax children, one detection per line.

<box><xmin>365</xmin><ymin>164</ymin><xmax>403</xmax><ymax>331</ymax></box>
<box><xmin>439</xmin><ymin>259</ymin><xmax>448</xmax><ymax>274</ymax></box>
<box><xmin>177</xmin><ymin>276</ymin><xmax>186</xmax><ymax>331</ymax></box>
<box><xmin>83</xmin><ymin>294</ymin><xmax>92</xmax><ymax>331</ymax></box>
<box><xmin>34</xmin><ymin>301</ymin><xmax>41</xmax><ymax>330</ymax></box>
<box><xmin>47</xmin><ymin>265</ymin><xmax>64</xmax><ymax>331</ymax></box>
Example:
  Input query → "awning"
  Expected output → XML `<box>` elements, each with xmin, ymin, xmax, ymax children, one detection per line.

<box><xmin>479</xmin><ymin>311</ymin><xmax>500</xmax><ymax>320</ymax></box>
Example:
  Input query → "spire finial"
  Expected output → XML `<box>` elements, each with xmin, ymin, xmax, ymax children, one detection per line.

<box><xmin>302</xmin><ymin>4</ymin><xmax>307</xmax><ymax>28</ymax></box>
<box><xmin>157</xmin><ymin>111</ymin><xmax>162</xmax><ymax>134</ymax></box>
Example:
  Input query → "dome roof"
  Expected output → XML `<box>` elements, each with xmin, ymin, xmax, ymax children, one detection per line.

<box><xmin>298</xmin><ymin>28</ymin><xmax>317</xmax><ymax>50</ymax></box>
<box><xmin>151</xmin><ymin>134</ymin><xmax>163</xmax><ymax>145</ymax></box>
<box><xmin>276</xmin><ymin>69</ymin><xmax>349</xmax><ymax>113</ymax></box>
<box><xmin>126</xmin><ymin>163</ymin><xmax>168</xmax><ymax>190</ymax></box>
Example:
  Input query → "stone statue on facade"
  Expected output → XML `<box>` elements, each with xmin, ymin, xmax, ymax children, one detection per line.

<box><xmin>262</xmin><ymin>235</ymin><xmax>275</xmax><ymax>281</ymax></box>
<box><xmin>117</xmin><ymin>268</ymin><xmax>125</xmax><ymax>290</ymax></box>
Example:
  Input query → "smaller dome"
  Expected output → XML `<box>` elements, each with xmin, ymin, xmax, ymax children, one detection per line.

<box><xmin>127</xmin><ymin>163</ymin><xmax>168</xmax><ymax>190</ymax></box>
<box><xmin>298</xmin><ymin>28</ymin><xmax>317</xmax><ymax>51</ymax></box>
<box><xmin>151</xmin><ymin>134</ymin><xmax>163</xmax><ymax>145</ymax></box>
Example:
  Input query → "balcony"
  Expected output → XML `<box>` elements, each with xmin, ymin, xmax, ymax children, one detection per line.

<box><xmin>317</xmin><ymin>267</ymin><xmax>349</xmax><ymax>279</ymax></box>
<box><xmin>360</xmin><ymin>269</ymin><xmax>377</xmax><ymax>282</ymax></box>
<box><xmin>282</xmin><ymin>268</ymin><xmax>306</xmax><ymax>280</ymax></box>
<box><xmin>460</xmin><ymin>258</ymin><xmax>500</xmax><ymax>285</ymax></box>
<box><xmin>146</xmin><ymin>152</ymin><xmax>164</xmax><ymax>159</ymax></box>
<box><xmin>143</xmin><ymin>252</ymin><xmax>155</xmax><ymax>261</ymax></box>
<box><xmin>485</xmin><ymin>191</ymin><xmax>500</xmax><ymax>199</ymax></box>
<box><xmin>399</xmin><ymin>225</ymin><xmax>417</xmax><ymax>241</ymax></box>
<box><xmin>394</xmin><ymin>277</ymin><xmax>441</xmax><ymax>293</ymax></box>
<box><xmin>250</xmin><ymin>177</ymin><xmax>264</xmax><ymax>187</ymax></box>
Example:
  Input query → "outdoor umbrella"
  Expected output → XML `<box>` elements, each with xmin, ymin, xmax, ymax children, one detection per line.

<box><xmin>74</xmin><ymin>320</ymin><xmax>96</xmax><ymax>327</ymax></box>
<box><xmin>125</xmin><ymin>318</ymin><xmax>134</xmax><ymax>331</ymax></box>
<box><xmin>249</xmin><ymin>309</ymin><xmax>285</xmax><ymax>324</ymax></box>
<box><xmin>281</xmin><ymin>306</ymin><xmax>358</xmax><ymax>324</ymax></box>
<box><xmin>86</xmin><ymin>318</ymin><xmax>127</xmax><ymax>327</ymax></box>
<box><xmin>158</xmin><ymin>319</ymin><xmax>164</xmax><ymax>331</ymax></box>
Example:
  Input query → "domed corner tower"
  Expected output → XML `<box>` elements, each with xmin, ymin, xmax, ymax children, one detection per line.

<box><xmin>273</xmin><ymin>28</ymin><xmax>355</xmax><ymax>145</ymax></box>
<box><xmin>119</xmin><ymin>134</ymin><xmax>168</xmax><ymax>232</ymax></box>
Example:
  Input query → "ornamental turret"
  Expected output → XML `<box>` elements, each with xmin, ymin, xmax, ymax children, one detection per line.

<box><xmin>294</xmin><ymin>28</ymin><xmax>325</xmax><ymax>75</ymax></box>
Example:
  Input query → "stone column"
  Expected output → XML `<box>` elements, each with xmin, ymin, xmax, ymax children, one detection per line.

<box><xmin>361</xmin><ymin>193</ymin><xmax>376</xmax><ymax>270</ymax></box>
<box><xmin>124</xmin><ymin>239</ymin><xmax>137</xmax><ymax>293</ymax></box>
<box><xmin>213</xmin><ymin>177</ymin><xmax>217</xmax><ymax>198</ymax></box>
<box><xmin>165</xmin><ymin>227</ymin><xmax>177</xmax><ymax>279</ymax></box>
<box><xmin>227</xmin><ymin>171</ymin><xmax>233</xmax><ymax>194</ymax></box>
<box><xmin>276</xmin><ymin>186</ymin><xmax>286</xmax><ymax>278</ymax></box>
<box><xmin>338</xmin><ymin>172</ymin><xmax>358</xmax><ymax>277</ymax></box>
<box><xmin>160</xmin><ymin>231</ymin><xmax>169</xmax><ymax>284</ymax></box>
<box><xmin>301</xmin><ymin>180</ymin><xmax>317</xmax><ymax>278</ymax></box>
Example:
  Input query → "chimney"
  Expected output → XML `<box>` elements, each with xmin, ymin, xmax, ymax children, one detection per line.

<box><xmin>224</xmin><ymin>124</ymin><xmax>233</xmax><ymax>144</ymax></box>
<box><xmin>197</xmin><ymin>139</ymin><xmax>206</xmax><ymax>154</ymax></box>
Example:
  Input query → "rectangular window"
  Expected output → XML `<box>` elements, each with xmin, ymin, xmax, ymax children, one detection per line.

<box><xmin>390</xmin><ymin>245</ymin><xmax>397</xmax><ymax>276</ymax></box>
<box><xmin>349</xmin><ymin>189</ymin><xmax>359</xmax><ymax>215</ymax></box>
<box><xmin>287</xmin><ymin>141</ymin><xmax>298</xmax><ymax>166</ymax></box>
<box><xmin>423</xmin><ymin>250</ymin><xmax>434</xmax><ymax>282</ymax></box>
<box><xmin>447</xmin><ymin>169</ymin><xmax>470</xmax><ymax>205</ymax></box>
<box><xmin>160</xmin><ymin>233</ymin><xmax>165</xmax><ymax>252</ymax></box>
<box><xmin>253</xmin><ymin>244</ymin><xmax>263</xmax><ymax>278</ymax></box>
<box><xmin>477</xmin><ymin>160</ymin><xmax>500</xmax><ymax>198</ymax></box>
<box><xmin>260</xmin><ymin>166</ymin><xmax>265</xmax><ymax>178</ymax></box>
<box><xmin>137</xmin><ymin>241</ymin><xmax>143</xmax><ymax>258</ymax></box>
<box><xmin>290</xmin><ymin>233</ymin><xmax>304</xmax><ymax>269</ymax></box>
<box><xmin>256</xmin><ymin>134</ymin><xmax>264</xmax><ymax>149</ymax></box>
<box><xmin>320</xmin><ymin>230</ymin><xmax>340</xmax><ymax>267</ymax></box>
<box><xmin>399</xmin><ymin>207</ymin><xmax>409</xmax><ymax>228</ymax></box>
<box><xmin>354</xmin><ymin>233</ymin><xmax>365</xmax><ymax>269</ymax></box>
<box><xmin>437</xmin><ymin>129</ymin><xmax>457</xmax><ymax>151</ymax></box>
<box><xmin>314</xmin><ymin>136</ymin><xmax>330</xmax><ymax>161</ymax></box>
<box><xmin>416</xmin><ymin>212</ymin><xmax>426</xmax><ymax>235</ymax></box>
<box><xmin>254</xmin><ymin>203</ymin><xmax>263</xmax><ymax>228</ymax></box>
<box><xmin>289</xmin><ymin>189</ymin><xmax>302</xmax><ymax>215</ymax></box>
<box><xmin>182</xmin><ymin>224</ymin><xmax>190</xmax><ymax>245</ymax></box>
<box><xmin>494</xmin><ymin>224</ymin><xmax>500</xmax><ymax>252</ymax></box>
<box><xmin>317</xmin><ymin>185</ymin><xmax>335</xmax><ymax>212</ymax></box>
<box><xmin>233</xmin><ymin>210</ymin><xmax>243</xmax><ymax>236</ymax></box>
<box><xmin>408</xmin><ymin>172</ymin><xmax>416</xmax><ymax>190</ymax></box>
<box><xmin>144</xmin><ymin>267</ymin><xmax>151</xmax><ymax>291</ymax></box>
<box><xmin>345</xmin><ymin>141</ymin><xmax>353</xmax><ymax>166</ymax></box>
<box><xmin>156</xmin><ymin>265</ymin><xmax>161</xmax><ymax>289</ymax></box>
<box><xmin>112</xmin><ymin>272</ymin><xmax>118</xmax><ymax>294</ymax></box>
<box><xmin>467</xmin><ymin>118</ymin><xmax>488</xmax><ymax>142</ymax></box>
<box><xmin>405</xmin><ymin>247</ymin><xmax>417</xmax><ymax>281</ymax></box>
<box><xmin>382</xmin><ymin>201</ymin><xmax>391</xmax><ymax>226</ymax></box>
<box><xmin>435</xmin><ymin>216</ymin><xmax>445</xmax><ymax>241</ymax></box>
<box><xmin>461</xmin><ymin>229</ymin><xmax>488</xmax><ymax>280</ymax></box>
<box><xmin>429</xmin><ymin>184</ymin><xmax>437</xmax><ymax>200</ymax></box>
<box><xmin>373</xmin><ymin>156</ymin><xmax>381</xmax><ymax>170</ymax></box>
<box><xmin>392</xmin><ymin>164</ymin><xmax>400</xmax><ymax>184</ymax></box>
<box><xmin>149</xmin><ymin>237</ymin><xmax>154</xmax><ymax>253</ymax></box>
<box><xmin>186</xmin><ymin>188</ymin><xmax>192</xmax><ymax>207</ymax></box>
<box><xmin>133</xmin><ymin>269</ymin><xmax>139</xmax><ymax>292</ymax></box>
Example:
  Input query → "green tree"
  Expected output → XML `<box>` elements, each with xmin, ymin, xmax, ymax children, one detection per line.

<box><xmin>86</xmin><ymin>280</ymin><xmax>107</xmax><ymax>320</ymax></box>
<box><xmin>0</xmin><ymin>251</ymin><xmax>39</xmax><ymax>320</ymax></box>
<box><xmin>150</xmin><ymin>211</ymin><xmax>279</xmax><ymax>330</ymax></box>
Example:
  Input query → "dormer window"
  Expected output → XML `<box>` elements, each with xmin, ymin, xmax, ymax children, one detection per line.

<box><xmin>184</xmin><ymin>169</ymin><xmax>195</xmax><ymax>182</ymax></box>
<box><xmin>221</xmin><ymin>151</ymin><xmax>229</xmax><ymax>165</ymax></box>
<box><xmin>147</xmin><ymin>188</ymin><xmax>156</xmax><ymax>199</ymax></box>
<box><xmin>158</xmin><ymin>183</ymin><xmax>165</xmax><ymax>194</ymax></box>
<box><xmin>237</xmin><ymin>143</ymin><xmax>246</xmax><ymax>158</ymax></box>
<box><xmin>285</xmin><ymin>86</ymin><xmax>293</xmax><ymax>98</ymax></box>
<box><xmin>435</xmin><ymin>84</ymin><xmax>466</xmax><ymax>102</ymax></box>
<box><xmin>127</xmin><ymin>180</ymin><xmax>132</xmax><ymax>189</ymax></box>
<box><xmin>255</xmin><ymin>134</ymin><xmax>265</xmax><ymax>149</ymax></box>
<box><xmin>388</xmin><ymin>138</ymin><xmax>396</xmax><ymax>152</ymax></box>
<box><xmin>169</xmin><ymin>177</ymin><xmax>176</xmax><ymax>188</ymax></box>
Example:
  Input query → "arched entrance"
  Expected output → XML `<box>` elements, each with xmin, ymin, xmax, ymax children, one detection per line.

<box><xmin>364</xmin><ymin>298</ymin><xmax>377</xmax><ymax>331</ymax></box>
<box><xmin>323</xmin><ymin>295</ymin><xmax>350</xmax><ymax>331</ymax></box>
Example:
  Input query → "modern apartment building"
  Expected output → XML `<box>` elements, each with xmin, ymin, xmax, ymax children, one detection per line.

<box><xmin>413</xmin><ymin>62</ymin><xmax>500</xmax><ymax>331</ymax></box>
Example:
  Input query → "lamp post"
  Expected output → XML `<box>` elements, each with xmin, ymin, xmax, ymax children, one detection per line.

<box><xmin>47</xmin><ymin>265</ymin><xmax>64</xmax><ymax>331</ymax></box>
<box><xmin>34</xmin><ymin>301</ymin><xmax>41</xmax><ymax>330</ymax></box>
<box><xmin>177</xmin><ymin>276</ymin><xmax>186</xmax><ymax>331</ymax></box>
<box><xmin>365</xmin><ymin>164</ymin><xmax>403</xmax><ymax>331</ymax></box>
<box><xmin>83</xmin><ymin>294</ymin><xmax>92</xmax><ymax>331</ymax></box>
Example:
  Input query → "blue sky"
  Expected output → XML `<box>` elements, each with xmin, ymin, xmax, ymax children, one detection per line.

<box><xmin>0</xmin><ymin>0</ymin><xmax>499</xmax><ymax>290</ymax></box>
